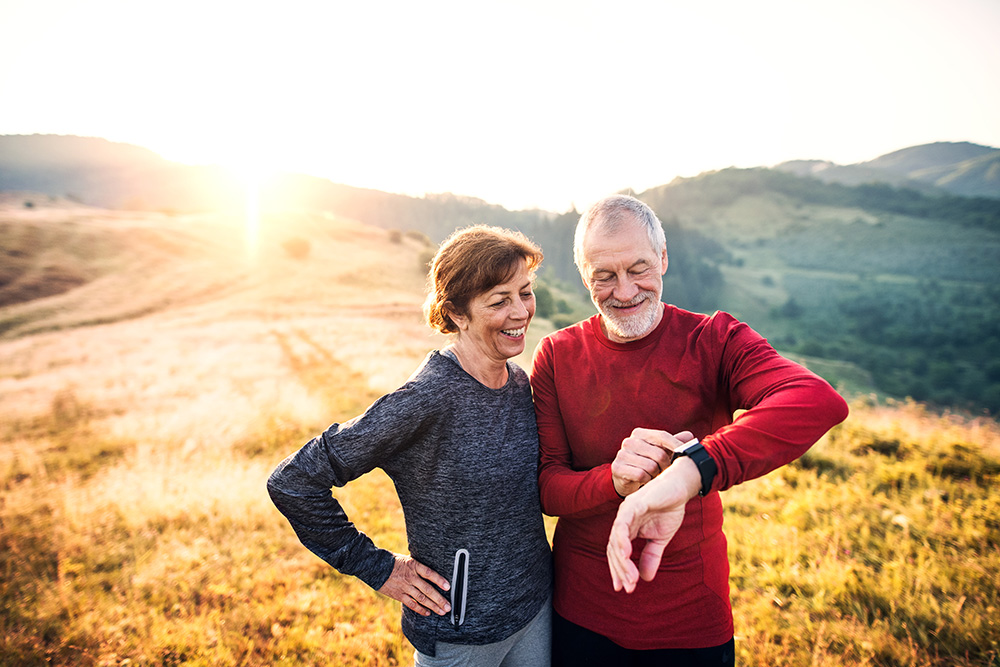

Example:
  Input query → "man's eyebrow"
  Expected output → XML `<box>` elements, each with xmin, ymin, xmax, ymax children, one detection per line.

<box><xmin>591</xmin><ymin>259</ymin><xmax>650</xmax><ymax>276</ymax></box>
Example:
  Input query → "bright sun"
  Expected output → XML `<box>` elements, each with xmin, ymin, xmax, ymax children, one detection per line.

<box><xmin>223</xmin><ymin>158</ymin><xmax>278</xmax><ymax>262</ymax></box>
<box><xmin>157</xmin><ymin>133</ymin><xmax>284</xmax><ymax>261</ymax></box>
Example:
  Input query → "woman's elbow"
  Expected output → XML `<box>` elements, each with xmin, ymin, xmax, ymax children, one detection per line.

<box><xmin>266</xmin><ymin>462</ymin><xmax>291</xmax><ymax>505</ymax></box>
<box><xmin>265</xmin><ymin>470</ymin><xmax>282</xmax><ymax>505</ymax></box>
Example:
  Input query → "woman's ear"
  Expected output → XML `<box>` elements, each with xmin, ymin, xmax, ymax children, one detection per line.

<box><xmin>444</xmin><ymin>301</ymin><xmax>469</xmax><ymax>331</ymax></box>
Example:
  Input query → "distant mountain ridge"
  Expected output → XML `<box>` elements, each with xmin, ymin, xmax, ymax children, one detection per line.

<box><xmin>775</xmin><ymin>141</ymin><xmax>1000</xmax><ymax>199</ymax></box>
<box><xmin>1</xmin><ymin>135</ymin><xmax>998</xmax><ymax>213</ymax></box>
<box><xmin>0</xmin><ymin>134</ymin><xmax>246</xmax><ymax>211</ymax></box>
<box><xmin>3</xmin><ymin>134</ymin><xmax>1000</xmax><ymax>412</ymax></box>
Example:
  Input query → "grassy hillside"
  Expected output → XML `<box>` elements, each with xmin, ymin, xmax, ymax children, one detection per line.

<box><xmin>776</xmin><ymin>142</ymin><xmax>1000</xmax><ymax>199</ymax></box>
<box><xmin>5</xmin><ymin>135</ymin><xmax>1000</xmax><ymax>412</ymax></box>
<box><xmin>639</xmin><ymin>170</ymin><xmax>1000</xmax><ymax>413</ymax></box>
<box><xmin>2</xmin><ymin>203</ymin><xmax>998</xmax><ymax>665</ymax></box>
<box><xmin>0</xmin><ymin>200</ymin><xmax>450</xmax><ymax>665</ymax></box>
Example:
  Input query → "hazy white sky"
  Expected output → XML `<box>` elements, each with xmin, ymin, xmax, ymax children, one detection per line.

<box><xmin>2</xmin><ymin>0</ymin><xmax>998</xmax><ymax>211</ymax></box>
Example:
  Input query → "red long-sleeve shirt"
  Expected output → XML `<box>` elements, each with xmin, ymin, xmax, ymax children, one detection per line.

<box><xmin>530</xmin><ymin>305</ymin><xmax>849</xmax><ymax>649</ymax></box>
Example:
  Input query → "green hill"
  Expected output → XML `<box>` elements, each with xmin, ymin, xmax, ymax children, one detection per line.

<box><xmin>3</xmin><ymin>135</ymin><xmax>1000</xmax><ymax>412</ymax></box>
<box><xmin>775</xmin><ymin>141</ymin><xmax>1000</xmax><ymax>199</ymax></box>
<box><xmin>0</xmin><ymin>197</ymin><xmax>998</xmax><ymax>666</ymax></box>
<box><xmin>639</xmin><ymin>168</ymin><xmax>1000</xmax><ymax>412</ymax></box>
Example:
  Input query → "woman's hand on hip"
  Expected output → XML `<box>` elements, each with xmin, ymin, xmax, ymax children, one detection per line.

<box><xmin>378</xmin><ymin>554</ymin><xmax>452</xmax><ymax>616</ymax></box>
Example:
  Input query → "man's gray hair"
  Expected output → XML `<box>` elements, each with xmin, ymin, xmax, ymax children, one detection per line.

<box><xmin>573</xmin><ymin>194</ymin><xmax>667</xmax><ymax>272</ymax></box>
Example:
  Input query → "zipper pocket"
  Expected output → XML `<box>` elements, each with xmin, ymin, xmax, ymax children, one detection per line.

<box><xmin>450</xmin><ymin>549</ymin><xmax>469</xmax><ymax>626</ymax></box>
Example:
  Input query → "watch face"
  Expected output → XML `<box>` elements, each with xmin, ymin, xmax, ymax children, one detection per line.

<box><xmin>672</xmin><ymin>438</ymin><xmax>699</xmax><ymax>457</ymax></box>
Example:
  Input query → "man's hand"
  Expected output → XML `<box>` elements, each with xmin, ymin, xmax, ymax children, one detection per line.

<box><xmin>611</xmin><ymin>429</ymin><xmax>694</xmax><ymax>497</ymax></box>
<box><xmin>378</xmin><ymin>554</ymin><xmax>451</xmax><ymax>616</ymax></box>
<box><xmin>607</xmin><ymin>455</ymin><xmax>702</xmax><ymax>593</ymax></box>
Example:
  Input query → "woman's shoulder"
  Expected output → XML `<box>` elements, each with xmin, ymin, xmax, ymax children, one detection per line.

<box><xmin>356</xmin><ymin>352</ymin><xmax>459</xmax><ymax>426</ymax></box>
<box><xmin>403</xmin><ymin>350</ymin><xmax>461</xmax><ymax>387</ymax></box>
<box><xmin>506</xmin><ymin>360</ymin><xmax>532</xmax><ymax>390</ymax></box>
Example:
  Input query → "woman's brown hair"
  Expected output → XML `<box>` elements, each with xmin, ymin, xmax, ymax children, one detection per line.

<box><xmin>424</xmin><ymin>225</ymin><xmax>543</xmax><ymax>334</ymax></box>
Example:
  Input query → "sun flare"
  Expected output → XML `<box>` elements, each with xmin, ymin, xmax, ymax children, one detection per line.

<box><xmin>224</xmin><ymin>160</ymin><xmax>277</xmax><ymax>261</ymax></box>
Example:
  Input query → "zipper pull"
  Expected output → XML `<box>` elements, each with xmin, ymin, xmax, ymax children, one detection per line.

<box><xmin>451</xmin><ymin>549</ymin><xmax>469</xmax><ymax>626</ymax></box>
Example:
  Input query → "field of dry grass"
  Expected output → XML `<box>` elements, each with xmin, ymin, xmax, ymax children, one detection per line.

<box><xmin>1</xmin><ymin>201</ymin><xmax>997</xmax><ymax>666</ymax></box>
<box><xmin>1</xmin><ymin>201</ymin><xmax>446</xmax><ymax>665</ymax></box>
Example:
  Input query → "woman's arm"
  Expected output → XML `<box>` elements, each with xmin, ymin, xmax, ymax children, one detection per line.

<box><xmin>267</xmin><ymin>384</ymin><xmax>452</xmax><ymax>616</ymax></box>
<box><xmin>267</xmin><ymin>432</ymin><xmax>395</xmax><ymax>588</ymax></box>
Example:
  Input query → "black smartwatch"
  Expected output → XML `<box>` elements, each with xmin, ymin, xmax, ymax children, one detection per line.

<box><xmin>670</xmin><ymin>439</ymin><xmax>717</xmax><ymax>497</ymax></box>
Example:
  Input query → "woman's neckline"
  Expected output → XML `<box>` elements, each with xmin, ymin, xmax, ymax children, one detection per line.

<box><xmin>440</xmin><ymin>347</ymin><xmax>510</xmax><ymax>389</ymax></box>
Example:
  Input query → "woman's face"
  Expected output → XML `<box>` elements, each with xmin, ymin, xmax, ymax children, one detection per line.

<box><xmin>452</xmin><ymin>258</ymin><xmax>535</xmax><ymax>363</ymax></box>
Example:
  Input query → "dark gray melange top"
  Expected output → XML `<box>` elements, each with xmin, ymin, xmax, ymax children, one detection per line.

<box><xmin>267</xmin><ymin>350</ymin><xmax>553</xmax><ymax>656</ymax></box>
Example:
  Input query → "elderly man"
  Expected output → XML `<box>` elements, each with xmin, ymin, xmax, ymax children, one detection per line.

<box><xmin>530</xmin><ymin>194</ymin><xmax>848</xmax><ymax>665</ymax></box>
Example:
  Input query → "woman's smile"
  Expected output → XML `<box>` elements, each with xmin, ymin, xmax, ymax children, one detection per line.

<box><xmin>449</xmin><ymin>258</ymin><xmax>536</xmax><ymax>386</ymax></box>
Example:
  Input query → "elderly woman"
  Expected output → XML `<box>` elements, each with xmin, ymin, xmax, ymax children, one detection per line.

<box><xmin>267</xmin><ymin>225</ymin><xmax>553</xmax><ymax>666</ymax></box>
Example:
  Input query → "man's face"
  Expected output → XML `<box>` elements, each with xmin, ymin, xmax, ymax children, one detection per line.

<box><xmin>580</xmin><ymin>218</ymin><xmax>667</xmax><ymax>342</ymax></box>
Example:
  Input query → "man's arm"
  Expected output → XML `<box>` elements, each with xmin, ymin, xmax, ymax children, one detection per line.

<box><xmin>607</xmin><ymin>455</ymin><xmax>702</xmax><ymax>592</ymax></box>
<box><xmin>531</xmin><ymin>336</ymin><xmax>623</xmax><ymax>517</ymax></box>
<box><xmin>699</xmin><ymin>317</ymin><xmax>850</xmax><ymax>492</ymax></box>
<box><xmin>612</xmin><ymin>428</ymin><xmax>696</xmax><ymax>496</ymax></box>
<box><xmin>532</xmin><ymin>334</ymin><xmax>695</xmax><ymax>513</ymax></box>
<box><xmin>608</xmin><ymin>315</ymin><xmax>849</xmax><ymax>589</ymax></box>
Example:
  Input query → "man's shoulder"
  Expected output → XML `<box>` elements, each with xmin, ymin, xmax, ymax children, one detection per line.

<box><xmin>668</xmin><ymin>305</ymin><xmax>742</xmax><ymax>334</ymax></box>
<box><xmin>668</xmin><ymin>308</ymin><xmax>769</xmax><ymax>358</ymax></box>
<box><xmin>531</xmin><ymin>317</ymin><xmax>594</xmax><ymax>377</ymax></box>
<box><xmin>538</xmin><ymin>315</ymin><xmax>594</xmax><ymax>348</ymax></box>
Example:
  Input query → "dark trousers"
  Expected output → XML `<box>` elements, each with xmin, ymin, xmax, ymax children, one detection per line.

<box><xmin>552</xmin><ymin>611</ymin><xmax>735</xmax><ymax>667</ymax></box>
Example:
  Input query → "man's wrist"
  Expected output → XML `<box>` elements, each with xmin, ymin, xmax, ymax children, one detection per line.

<box><xmin>609</xmin><ymin>467</ymin><xmax>627</xmax><ymax>499</ymax></box>
<box><xmin>670</xmin><ymin>439</ymin><xmax>717</xmax><ymax>496</ymax></box>
<box><xmin>667</xmin><ymin>455</ymin><xmax>703</xmax><ymax>501</ymax></box>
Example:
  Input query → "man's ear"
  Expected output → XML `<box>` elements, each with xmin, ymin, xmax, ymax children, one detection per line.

<box><xmin>660</xmin><ymin>246</ymin><xmax>669</xmax><ymax>276</ymax></box>
<box><xmin>579</xmin><ymin>263</ymin><xmax>592</xmax><ymax>291</ymax></box>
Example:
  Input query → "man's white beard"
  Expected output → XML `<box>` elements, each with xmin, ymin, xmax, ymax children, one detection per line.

<box><xmin>599</xmin><ymin>290</ymin><xmax>661</xmax><ymax>340</ymax></box>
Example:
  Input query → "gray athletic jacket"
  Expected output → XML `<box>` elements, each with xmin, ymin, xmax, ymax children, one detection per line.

<box><xmin>267</xmin><ymin>350</ymin><xmax>553</xmax><ymax>656</ymax></box>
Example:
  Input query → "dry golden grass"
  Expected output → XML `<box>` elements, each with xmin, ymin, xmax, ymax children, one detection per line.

<box><xmin>1</xmin><ymin>202</ymin><xmax>442</xmax><ymax>665</ymax></box>
<box><xmin>1</xmin><ymin>203</ymin><xmax>998</xmax><ymax>665</ymax></box>
<box><xmin>725</xmin><ymin>399</ymin><xmax>1000</xmax><ymax>666</ymax></box>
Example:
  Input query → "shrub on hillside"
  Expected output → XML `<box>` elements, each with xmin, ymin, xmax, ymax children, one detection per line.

<box><xmin>282</xmin><ymin>237</ymin><xmax>311</xmax><ymax>260</ymax></box>
<box><xmin>418</xmin><ymin>248</ymin><xmax>436</xmax><ymax>271</ymax></box>
<box><xmin>405</xmin><ymin>230</ymin><xmax>433</xmax><ymax>247</ymax></box>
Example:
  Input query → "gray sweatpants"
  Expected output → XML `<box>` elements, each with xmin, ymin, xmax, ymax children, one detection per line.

<box><xmin>413</xmin><ymin>597</ymin><xmax>552</xmax><ymax>667</ymax></box>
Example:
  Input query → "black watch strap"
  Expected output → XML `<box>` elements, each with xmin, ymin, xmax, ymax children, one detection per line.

<box><xmin>671</xmin><ymin>439</ymin><xmax>717</xmax><ymax>496</ymax></box>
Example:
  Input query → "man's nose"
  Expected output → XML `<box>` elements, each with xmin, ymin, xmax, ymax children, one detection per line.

<box><xmin>612</xmin><ymin>275</ymin><xmax>640</xmax><ymax>302</ymax></box>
